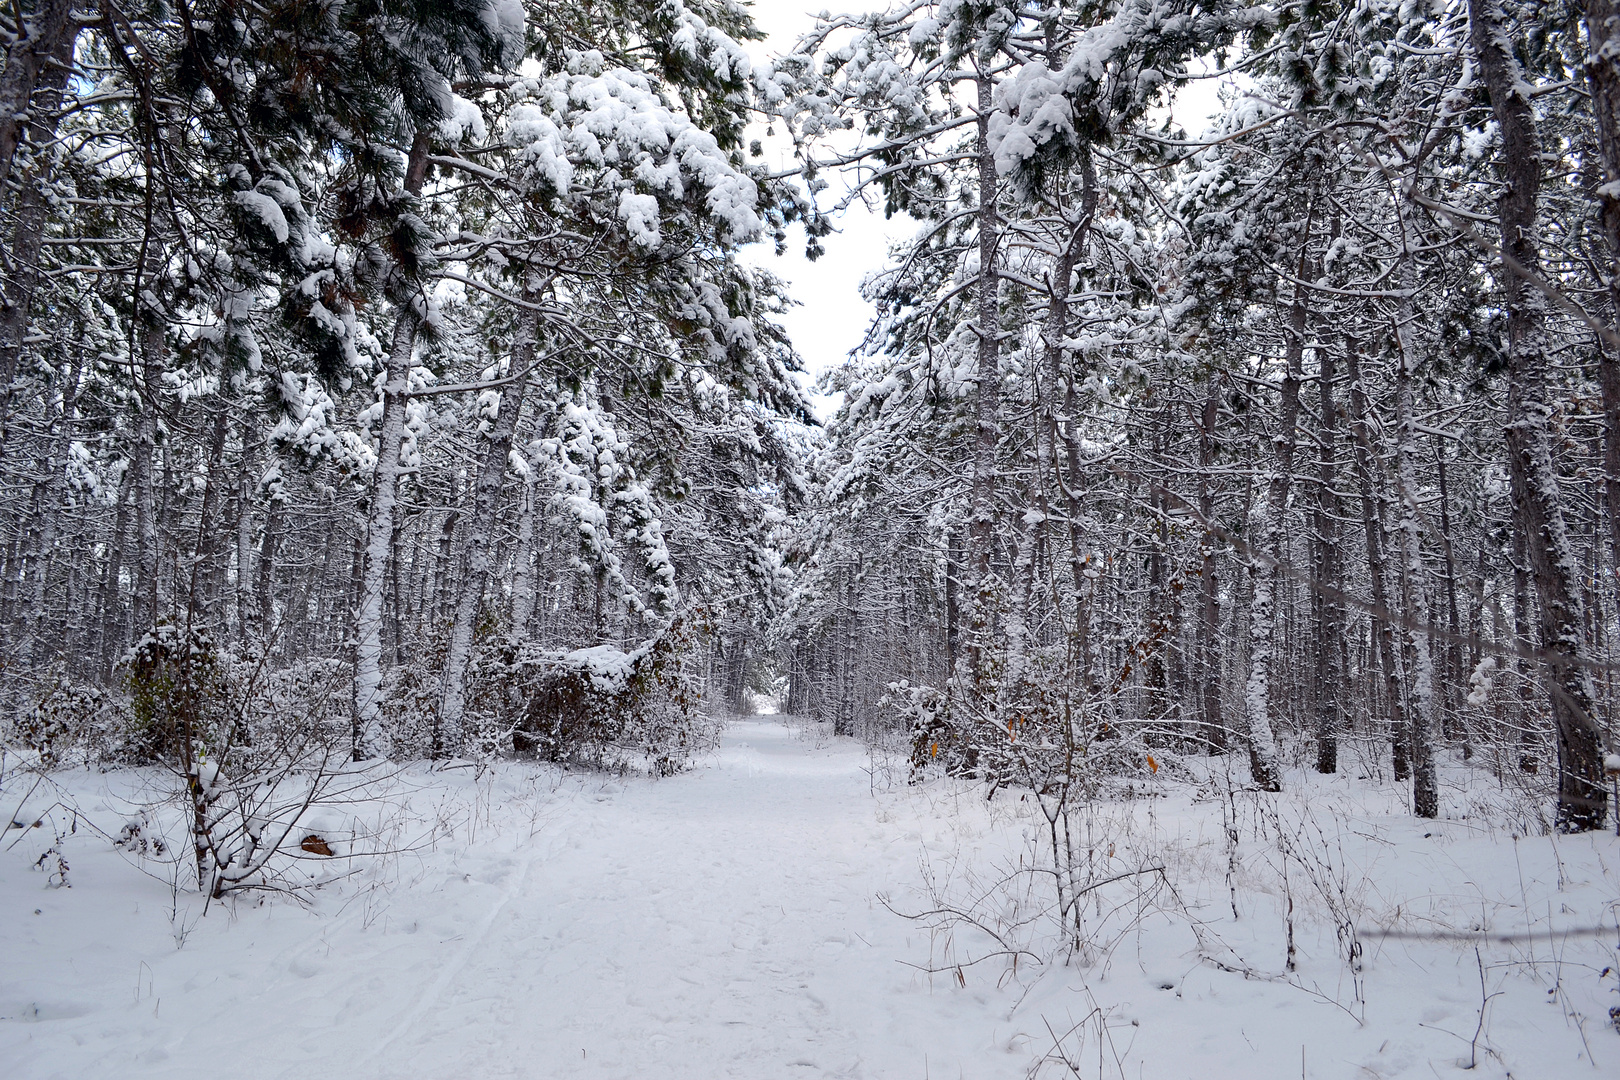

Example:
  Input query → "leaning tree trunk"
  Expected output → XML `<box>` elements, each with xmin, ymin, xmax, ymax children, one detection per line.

<box><xmin>436</xmin><ymin>308</ymin><xmax>538</xmax><ymax>756</ymax></box>
<box><xmin>351</xmin><ymin>133</ymin><xmax>434</xmax><ymax>761</ymax></box>
<box><xmin>1472</xmin><ymin>0</ymin><xmax>1610</xmax><ymax>830</ymax></box>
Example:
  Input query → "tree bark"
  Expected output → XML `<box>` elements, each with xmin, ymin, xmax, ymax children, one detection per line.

<box><xmin>1199</xmin><ymin>380</ymin><xmax>1225</xmax><ymax>752</ymax></box>
<box><xmin>1394</xmin><ymin>328</ymin><xmax>1439</xmax><ymax>818</ymax></box>
<box><xmin>1242</xmin><ymin>270</ymin><xmax>1308</xmax><ymax>792</ymax></box>
<box><xmin>1584</xmin><ymin>0</ymin><xmax>1620</xmax><ymax>599</ymax></box>
<box><xmin>0</xmin><ymin>20</ymin><xmax>76</xmax><ymax>404</ymax></box>
<box><xmin>1471</xmin><ymin>0</ymin><xmax>1610</xmax><ymax>830</ymax></box>
<box><xmin>1313</xmin><ymin>345</ymin><xmax>1342</xmax><ymax>773</ymax></box>
<box><xmin>0</xmin><ymin>0</ymin><xmax>76</xmax><ymax>189</ymax></box>
<box><xmin>965</xmin><ymin>71</ymin><xmax>1001</xmax><ymax>687</ymax></box>
<box><xmin>353</xmin><ymin>309</ymin><xmax>420</xmax><ymax>758</ymax></box>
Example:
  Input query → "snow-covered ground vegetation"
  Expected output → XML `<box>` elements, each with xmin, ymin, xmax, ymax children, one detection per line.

<box><xmin>4</xmin><ymin>719</ymin><xmax>1616</xmax><ymax>1079</ymax></box>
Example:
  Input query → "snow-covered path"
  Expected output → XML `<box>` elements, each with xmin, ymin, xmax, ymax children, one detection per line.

<box><xmin>4</xmin><ymin>721</ymin><xmax>1018</xmax><ymax>1079</ymax></box>
<box><xmin>355</xmin><ymin>720</ymin><xmax>1001</xmax><ymax>1079</ymax></box>
<box><xmin>11</xmin><ymin>720</ymin><xmax>1619</xmax><ymax>1079</ymax></box>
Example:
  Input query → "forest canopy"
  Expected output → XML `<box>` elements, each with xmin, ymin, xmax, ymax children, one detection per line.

<box><xmin>2</xmin><ymin>0</ymin><xmax>1618</xmax><ymax>835</ymax></box>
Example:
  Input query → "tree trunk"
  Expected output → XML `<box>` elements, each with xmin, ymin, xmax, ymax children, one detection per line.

<box><xmin>1313</xmin><ymin>345</ymin><xmax>1342</xmax><ymax>773</ymax></box>
<box><xmin>0</xmin><ymin>21</ymin><xmax>76</xmax><ymax>408</ymax></box>
<box><xmin>353</xmin><ymin>309</ymin><xmax>420</xmax><ymax>758</ymax></box>
<box><xmin>1346</xmin><ymin>344</ymin><xmax>1411</xmax><ymax>780</ymax></box>
<box><xmin>1472</xmin><ymin>0</ymin><xmax>1610</xmax><ymax>830</ymax></box>
<box><xmin>1584</xmin><ymin>0</ymin><xmax>1620</xmax><ymax>601</ymax></box>
<box><xmin>1242</xmin><ymin>271</ymin><xmax>1309</xmax><ymax>791</ymax></box>
<box><xmin>437</xmin><ymin>311</ymin><xmax>536</xmax><ymax>756</ymax></box>
<box><xmin>0</xmin><ymin>0</ymin><xmax>77</xmax><ymax>190</ymax></box>
<box><xmin>510</xmin><ymin>452</ymin><xmax>540</xmax><ymax>642</ymax></box>
<box><xmin>1394</xmin><ymin>328</ymin><xmax>1439</xmax><ymax>818</ymax></box>
<box><xmin>1199</xmin><ymin>380</ymin><xmax>1225</xmax><ymax>752</ymax></box>
<box><xmin>965</xmin><ymin>72</ymin><xmax>1000</xmax><ymax>687</ymax></box>
<box><xmin>95</xmin><ymin>471</ymin><xmax>132</xmax><ymax>681</ymax></box>
<box><xmin>132</xmin><ymin>305</ymin><xmax>164</xmax><ymax>634</ymax></box>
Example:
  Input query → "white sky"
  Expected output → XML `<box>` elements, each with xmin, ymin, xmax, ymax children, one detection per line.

<box><xmin>740</xmin><ymin>6</ymin><xmax>1234</xmax><ymax>422</ymax></box>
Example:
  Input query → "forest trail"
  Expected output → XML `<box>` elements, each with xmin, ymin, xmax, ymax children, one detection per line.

<box><xmin>2</xmin><ymin>721</ymin><xmax>1016</xmax><ymax>1080</ymax></box>
<box><xmin>355</xmin><ymin>719</ymin><xmax>998</xmax><ymax>1080</ymax></box>
<box><xmin>9</xmin><ymin>721</ymin><xmax>1620</xmax><ymax>1079</ymax></box>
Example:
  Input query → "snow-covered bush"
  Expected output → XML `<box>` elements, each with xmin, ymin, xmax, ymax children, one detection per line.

<box><xmin>5</xmin><ymin>667</ymin><xmax>121</xmax><ymax>768</ymax></box>
<box><xmin>122</xmin><ymin>623</ymin><xmax>232</xmax><ymax>766</ymax></box>
<box><xmin>484</xmin><ymin>613</ymin><xmax>718</xmax><ymax>775</ymax></box>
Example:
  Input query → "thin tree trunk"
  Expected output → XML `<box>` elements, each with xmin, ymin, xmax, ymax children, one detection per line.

<box><xmin>1346</xmin><ymin>344</ymin><xmax>1411</xmax><ymax>780</ymax></box>
<box><xmin>1584</xmin><ymin>0</ymin><xmax>1620</xmax><ymax>602</ymax></box>
<box><xmin>1512</xmin><ymin>526</ymin><xmax>1538</xmax><ymax>773</ymax></box>
<box><xmin>96</xmin><ymin>470</ymin><xmax>132</xmax><ymax>681</ymax></box>
<box><xmin>1313</xmin><ymin>344</ymin><xmax>1342</xmax><ymax>773</ymax></box>
<box><xmin>1436</xmin><ymin>446</ymin><xmax>1468</xmax><ymax>755</ymax></box>
<box><xmin>437</xmin><ymin>309</ymin><xmax>537</xmax><ymax>755</ymax></box>
<box><xmin>510</xmin><ymin>458</ymin><xmax>540</xmax><ymax>642</ymax></box>
<box><xmin>1243</xmin><ymin>270</ymin><xmax>1309</xmax><ymax>791</ymax></box>
<box><xmin>132</xmin><ymin>301</ymin><xmax>164</xmax><ymax>634</ymax></box>
<box><xmin>965</xmin><ymin>71</ymin><xmax>1000</xmax><ymax>687</ymax></box>
<box><xmin>1394</xmin><ymin>322</ymin><xmax>1439</xmax><ymax>818</ymax></box>
<box><xmin>184</xmin><ymin>406</ymin><xmax>230</xmax><ymax>628</ymax></box>
<box><xmin>1199</xmin><ymin>380</ymin><xmax>1225</xmax><ymax>753</ymax></box>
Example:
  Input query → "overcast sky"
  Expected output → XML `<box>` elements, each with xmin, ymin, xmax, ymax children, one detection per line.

<box><xmin>739</xmin><ymin>7</ymin><xmax>1233</xmax><ymax>422</ymax></box>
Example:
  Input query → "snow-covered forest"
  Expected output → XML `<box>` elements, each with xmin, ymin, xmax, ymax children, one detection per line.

<box><xmin>4</xmin><ymin>0</ymin><xmax>1620</xmax><ymax>1076</ymax></box>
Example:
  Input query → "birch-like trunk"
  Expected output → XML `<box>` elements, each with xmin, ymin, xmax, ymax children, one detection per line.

<box><xmin>1472</xmin><ymin>0</ymin><xmax>1610</xmax><ymax>830</ymax></box>
<box><xmin>436</xmin><ymin>311</ymin><xmax>537</xmax><ymax>755</ymax></box>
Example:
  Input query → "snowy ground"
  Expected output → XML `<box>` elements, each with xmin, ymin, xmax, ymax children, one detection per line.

<box><xmin>3</xmin><ymin>719</ymin><xmax>1618</xmax><ymax>1078</ymax></box>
